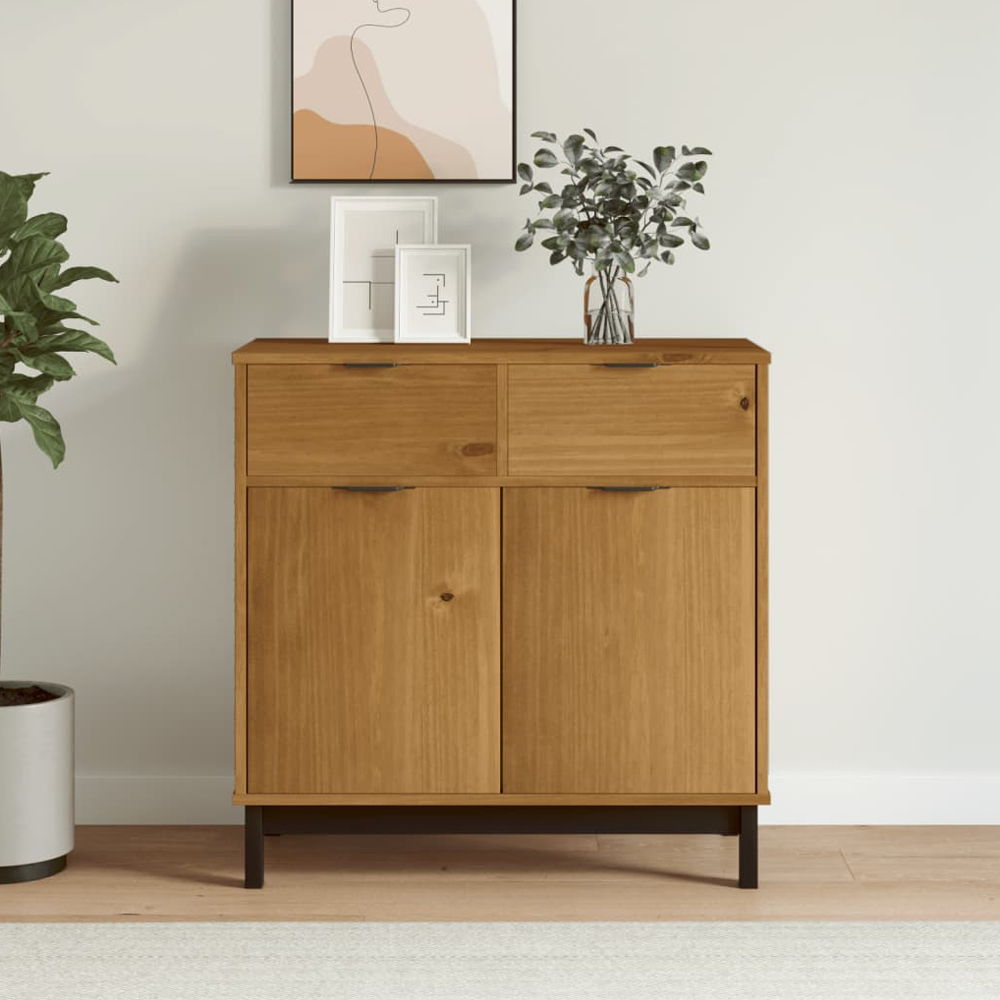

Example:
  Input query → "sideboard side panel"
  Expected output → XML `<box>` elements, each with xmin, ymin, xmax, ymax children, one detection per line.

<box><xmin>235</xmin><ymin>363</ymin><xmax>249</xmax><ymax>797</ymax></box>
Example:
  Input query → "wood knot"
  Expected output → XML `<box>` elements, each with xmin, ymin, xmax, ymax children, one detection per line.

<box><xmin>461</xmin><ymin>443</ymin><xmax>494</xmax><ymax>457</ymax></box>
<box><xmin>440</xmin><ymin>593</ymin><xmax>455</xmax><ymax>603</ymax></box>
<box><xmin>740</xmin><ymin>397</ymin><xmax>751</xmax><ymax>411</ymax></box>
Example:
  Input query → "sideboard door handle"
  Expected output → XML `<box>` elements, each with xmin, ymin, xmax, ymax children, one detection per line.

<box><xmin>333</xmin><ymin>486</ymin><xmax>416</xmax><ymax>493</ymax></box>
<box><xmin>602</xmin><ymin>363</ymin><xmax>659</xmax><ymax>369</ymax></box>
<box><xmin>588</xmin><ymin>486</ymin><xmax>669</xmax><ymax>493</ymax></box>
<box><xmin>343</xmin><ymin>363</ymin><xmax>399</xmax><ymax>369</ymax></box>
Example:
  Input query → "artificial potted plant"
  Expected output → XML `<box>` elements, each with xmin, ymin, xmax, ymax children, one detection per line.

<box><xmin>515</xmin><ymin>130</ymin><xmax>712</xmax><ymax>344</ymax></box>
<box><xmin>0</xmin><ymin>170</ymin><xmax>117</xmax><ymax>883</ymax></box>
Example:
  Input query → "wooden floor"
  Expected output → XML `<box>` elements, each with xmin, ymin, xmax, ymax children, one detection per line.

<box><xmin>1</xmin><ymin>826</ymin><xmax>998</xmax><ymax>922</ymax></box>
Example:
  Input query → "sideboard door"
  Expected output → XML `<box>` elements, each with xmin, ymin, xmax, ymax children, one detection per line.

<box><xmin>503</xmin><ymin>487</ymin><xmax>756</xmax><ymax>795</ymax></box>
<box><xmin>247</xmin><ymin>487</ymin><xmax>500</xmax><ymax>794</ymax></box>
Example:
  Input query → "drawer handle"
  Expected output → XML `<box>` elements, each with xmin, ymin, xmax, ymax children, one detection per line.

<box><xmin>333</xmin><ymin>486</ymin><xmax>416</xmax><ymax>493</ymax></box>
<box><xmin>344</xmin><ymin>363</ymin><xmax>399</xmax><ymax>369</ymax></box>
<box><xmin>602</xmin><ymin>363</ymin><xmax>659</xmax><ymax>369</ymax></box>
<box><xmin>588</xmin><ymin>486</ymin><xmax>669</xmax><ymax>493</ymax></box>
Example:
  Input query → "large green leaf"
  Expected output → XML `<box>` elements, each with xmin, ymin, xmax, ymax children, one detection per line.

<box><xmin>677</xmin><ymin>160</ymin><xmax>709</xmax><ymax>182</ymax></box>
<box><xmin>533</xmin><ymin>149</ymin><xmax>559</xmax><ymax>169</ymax></box>
<box><xmin>13</xmin><ymin>173</ymin><xmax>48</xmax><ymax>199</ymax></box>
<box><xmin>45</xmin><ymin>266</ymin><xmax>118</xmax><ymax>292</ymax></box>
<box><xmin>13</xmin><ymin>214</ymin><xmax>68</xmax><ymax>241</ymax></box>
<box><xmin>29</xmin><ymin>330</ymin><xmax>116</xmax><ymax>364</ymax></box>
<box><xmin>0</xmin><ymin>372</ymin><xmax>55</xmax><ymax>402</ymax></box>
<box><xmin>4</xmin><ymin>392</ymin><xmax>65</xmax><ymax>467</ymax></box>
<box><xmin>1</xmin><ymin>311</ymin><xmax>40</xmax><ymax>341</ymax></box>
<box><xmin>1</xmin><ymin>236</ymin><xmax>70</xmax><ymax>283</ymax></box>
<box><xmin>20</xmin><ymin>351</ymin><xmax>76</xmax><ymax>381</ymax></box>
<box><xmin>0</xmin><ymin>289</ymin><xmax>12</xmax><ymax>313</ymax></box>
<box><xmin>0</xmin><ymin>174</ymin><xmax>29</xmax><ymax>245</ymax></box>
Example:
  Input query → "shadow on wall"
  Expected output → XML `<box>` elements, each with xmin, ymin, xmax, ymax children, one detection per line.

<box><xmin>271</xmin><ymin>0</ymin><xmax>291</xmax><ymax>186</ymax></box>
<box><xmin>12</xmin><ymin>225</ymin><xmax>329</xmax><ymax>783</ymax></box>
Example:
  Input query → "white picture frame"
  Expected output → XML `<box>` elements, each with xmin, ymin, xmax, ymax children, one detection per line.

<box><xmin>394</xmin><ymin>245</ymin><xmax>472</xmax><ymax>345</ymax></box>
<box><xmin>329</xmin><ymin>197</ymin><xmax>438</xmax><ymax>343</ymax></box>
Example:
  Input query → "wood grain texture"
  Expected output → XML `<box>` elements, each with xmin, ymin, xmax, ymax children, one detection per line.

<box><xmin>245</xmin><ymin>475</ymin><xmax>759</xmax><ymax>488</ymax></box>
<box><xmin>233</xmin><ymin>338</ymin><xmax>772</xmax><ymax>366</ymax></box>
<box><xmin>496</xmin><ymin>365</ymin><xmax>509</xmax><ymax>476</ymax></box>
<box><xmin>247</xmin><ymin>365</ymin><xmax>498</xmax><ymax>476</ymax></box>
<box><xmin>756</xmin><ymin>364</ymin><xmax>770</xmax><ymax>795</ymax></box>
<box><xmin>503</xmin><ymin>488</ymin><xmax>757</xmax><ymax>795</ymax></box>
<box><xmin>3</xmin><ymin>826</ymin><xmax>997</xmax><ymax>922</ymax></box>
<box><xmin>247</xmin><ymin>488</ymin><xmax>500</xmax><ymax>795</ymax></box>
<box><xmin>233</xmin><ymin>793</ymin><xmax>770</xmax><ymax>806</ymax></box>
<box><xmin>234</xmin><ymin>365</ymin><xmax>248</xmax><ymax>796</ymax></box>
<box><xmin>508</xmin><ymin>365</ymin><xmax>757</xmax><ymax>476</ymax></box>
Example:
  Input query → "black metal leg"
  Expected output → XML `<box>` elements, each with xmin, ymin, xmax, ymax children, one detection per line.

<box><xmin>245</xmin><ymin>806</ymin><xmax>264</xmax><ymax>889</ymax></box>
<box><xmin>738</xmin><ymin>806</ymin><xmax>758</xmax><ymax>889</ymax></box>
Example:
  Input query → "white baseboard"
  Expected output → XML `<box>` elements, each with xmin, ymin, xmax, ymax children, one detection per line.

<box><xmin>765</xmin><ymin>774</ymin><xmax>1000</xmax><ymax>825</ymax></box>
<box><xmin>74</xmin><ymin>773</ymin><xmax>1000</xmax><ymax>826</ymax></box>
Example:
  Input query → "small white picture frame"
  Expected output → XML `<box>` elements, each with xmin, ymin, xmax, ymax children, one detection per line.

<box><xmin>394</xmin><ymin>245</ymin><xmax>472</xmax><ymax>345</ymax></box>
<box><xmin>330</xmin><ymin>197</ymin><xmax>438</xmax><ymax>343</ymax></box>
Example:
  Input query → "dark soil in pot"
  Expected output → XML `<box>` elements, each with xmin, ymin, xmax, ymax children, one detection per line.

<box><xmin>0</xmin><ymin>686</ymin><xmax>59</xmax><ymax>707</ymax></box>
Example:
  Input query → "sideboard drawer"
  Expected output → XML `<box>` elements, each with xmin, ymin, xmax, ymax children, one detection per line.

<box><xmin>508</xmin><ymin>364</ymin><xmax>757</xmax><ymax>476</ymax></box>
<box><xmin>247</xmin><ymin>365</ymin><xmax>498</xmax><ymax>476</ymax></box>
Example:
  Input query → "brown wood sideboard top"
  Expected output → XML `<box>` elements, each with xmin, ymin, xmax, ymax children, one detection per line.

<box><xmin>232</xmin><ymin>338</ymin><xmax>771</xmax><ymax>366</ymax></box>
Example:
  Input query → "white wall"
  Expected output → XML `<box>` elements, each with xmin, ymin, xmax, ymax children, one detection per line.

<box><xmin>2</xmin><ymin>0</ymin><xmax>998</xmax><ymax>824</ymax></box>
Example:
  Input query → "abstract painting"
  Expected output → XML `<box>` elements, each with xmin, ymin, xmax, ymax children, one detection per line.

<box><xmin>330</xmin><ymin>197</ymin><xmax>438</xmax><ymax>341</ymax></box>
<box><xmin>293</xmin><ymin>0</ymin><xmax>516</xmax><ymax>182</ymax></box>
<box><xmin>395</xmin><ymin>245</ymin><xmax>472</xmax><ymax>343</ymax></box>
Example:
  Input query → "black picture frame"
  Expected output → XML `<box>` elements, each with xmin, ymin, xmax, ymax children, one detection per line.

<box><xmin>290</xmin><ymin>0</ymin><xmax>517</xmax><ymax>185</ymax></box>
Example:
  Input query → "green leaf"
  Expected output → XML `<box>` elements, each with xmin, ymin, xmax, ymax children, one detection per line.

<box><xmin>636</xmin><ymin>161</ymin><xmax>658</xmax><ymax>179</ymax></box>
<box><xmin>638</xmin><ymin>262</ymin><xmax>652</xmax><ymax>278</ymax></box>
<box><xmin>13</xmin><ymin>213</ymin><xmax>68</xmax><ymax>242</ymax></box>
<box><xmin>677</xmin><ymin>160</ymin><xmax>709</xmax><ymax>182</ymax></box>
<box><xmin>603</xmin><ymin>146</ymin><xmax>624</xmax><ymax>153</ymax></box>
<box><xmin>563</xmin><ymin>135</ymin><xmax>586</xmax><ymax>166</ymax></box>
<box><xmin>1</xmin><ymin>311</ymin><xmax>39</xmax><ymax>341</ymax></box>
<box><xmin>1</xmin><ymin>236</ymin><xmax>70</xmax><ymax>283</ymax></box>
<box><xmin>534</xmin><ymin>149</ymin><xmax>559</xmax><ymax>169</ymax></box>
<box><xmin>0</xmin><ymin>372</ymin><xmax>55</xmax><ymax>400</ymax></box>
<box><xmin>659</xmin><ymin>233</ymin><xmax>685</xmax><ymax>248</ymax></box>
<box><xmin>518</xmin><ymin>163</ymin><xmax>534</xmax><ymax>183</ymax></box>
<box><xmin>519</xmin><ymin>183</ymin><xmax>532</xmax><ymax>196</ymax></box>
<box><xmin>20</xmin><ymin>351</ymin><xmax>76</xmax><ymax>381</ymax></box>
<box><xmin>541</xmin><ymin>236</ymin><xmax>563</xmax><ymax>251</ymax></box>
<box><xmin>653</xmin><ymin>146</ymin><xmax>676</xmax><ymax>173</ymax></box>
<box><xmin>693</xmin><ymin>182</ymin><xmax>706</xmax><ymax>194</ymax></box>
<box><xmin>13</xmin><ymin>173</ymin><xmax>48</xmax><ymax>200</ymax></box>
<box><xmin>549</xmin><ymin>250</ymin><xmax>566</xmax><ymax>266</ymax></box>
<box><xmin>661</xmin><ymin>251</ymin><xmax>676</xmax><ymax>265</ymax></box>
<box><xmin>5</xmin><ymin>393</ymin><xmax>65</xmax><ymax>468</ymax></box>
<box><xmin>613</xmin><ymin>251</ymin><xmax>636</xmax><ymax>274</ymax></box>
<box><xmin>583</xmin><ymin>128</ymin><xmax>598</xmax><ymax>142</ymax></box>
<box><xmin>515</xmin><ymin>232</ymin><xmax>534</xmax><ymax>252</ymax></box>
<box><xmin>691</xmin><ymin>230</ymin><xmax>711</xmax><ymax>251</ymax></box>
<box><xmin>0</xmin><ymin>174</ymin><xmax>29</xmax><ymax>245</ymax></box>
<box><xmin>530</xmin><ymin>131</ymin><xmax>558</xmax><ymax>143</ymax></box>
<box><xmin>553</xmin><ymin>208</ymin><xmax>576</xmax><ymax>229</ymax></box>
<box><xmin>533</xmin><ymin>182</ymin><xmax>553</xmax><ymax>195</ymax></box>
<box><xmin>0</xmin><ymin>289</ymin><xmax>11</xmax><ymax>313</ymax></box>
<box><xmin>28</xmin><ymin>329</ymin><xmax>116</xmax><ymax>364</ymax></box>
<box><xmin>45</xmin><ymin>266</ymin><xmax>119</xmax><ymax>292</ymax></box>
<box><xmin>684</xmin><ymin>146</ymin><xmax>713</xmax><ymax>156</ymax></box>
<box><xmin>671</xmin><ymin>217</ymin><xmax>695</xmax><ymax>228</ymax></box>
<box><xmin>540</xmin><ymin>194</ymin><xmax>563</xmax><ymax>210</ymax></box>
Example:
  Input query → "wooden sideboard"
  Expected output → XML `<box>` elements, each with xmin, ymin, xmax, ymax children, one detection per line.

<box><xmin>233</xmin><ymin>338</ymin><xmax>771</xmax><ymax>889</ymax></box>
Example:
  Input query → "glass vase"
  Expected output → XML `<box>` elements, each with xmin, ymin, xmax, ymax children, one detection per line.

<box><xmin>584</xmin><ymin>270</ymin><xmax>635</xmax><ymax>345</ymax></box>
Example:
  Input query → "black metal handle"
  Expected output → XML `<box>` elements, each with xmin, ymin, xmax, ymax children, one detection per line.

<box><xmin>333</xmin><ymin>486</ymin><xmax>416</xmax><ymax>493</ymax></box>
<box><xmin>344</xmin><ymin>363</ymin><xmax>398</xmax><ymax>369</ymax></box>
<box><xmin>602</xmin><ymin>363</ymin><xmax>659</xmax><ymax>369</ymax></box>
<box><xmin>588</xmin><ymin>486</ymin><xmax>668</xmax><ymax>493</ymax></box>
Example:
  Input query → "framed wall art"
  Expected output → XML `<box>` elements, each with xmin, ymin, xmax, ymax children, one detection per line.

<box><xmin>394</xmin><ymin>245</ymin><xmax>472</xmax><ymax>344</ymax></box>
<box><xmin>330</xmin><ymin>196</ymin><xmax>438</xmax><ymax>343</ymax></box>
<box><xmin>292</xmin><ymin>0</ymin><xmax>516</xmax><ymax>183</ymax></box>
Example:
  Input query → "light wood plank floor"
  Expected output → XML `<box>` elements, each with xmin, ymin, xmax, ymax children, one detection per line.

<box><xmin>1</xmin><ymin>826</ymin><xmax>998</xmax><ymax>922</ymax></box>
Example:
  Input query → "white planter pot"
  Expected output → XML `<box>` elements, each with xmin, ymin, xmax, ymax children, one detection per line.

<box><xmin>0</xmin><ymin>682</ymin><xmax>74</xmax><ymax>883</ymax></box>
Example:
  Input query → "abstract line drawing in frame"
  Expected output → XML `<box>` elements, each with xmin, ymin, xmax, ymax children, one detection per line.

<box><xmin>394</xmin><ymin>245</ymin><xmax>472</xmax><ymax>344</ymax></box>
<box><xmin>292</xmin><ymin>0</ymin><xmax>516</xmax><ymax>183</ymax></box>
<box><xmin>330</xmin><ymin>197</ymin><xmax>438</xmax><ymax>342</ymax></box>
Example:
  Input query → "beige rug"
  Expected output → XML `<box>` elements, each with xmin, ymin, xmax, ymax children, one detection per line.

<box><xmin>2</xmin><ymin>922</ymin><xmax>998</xmax><ymax>999</ymax></box>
